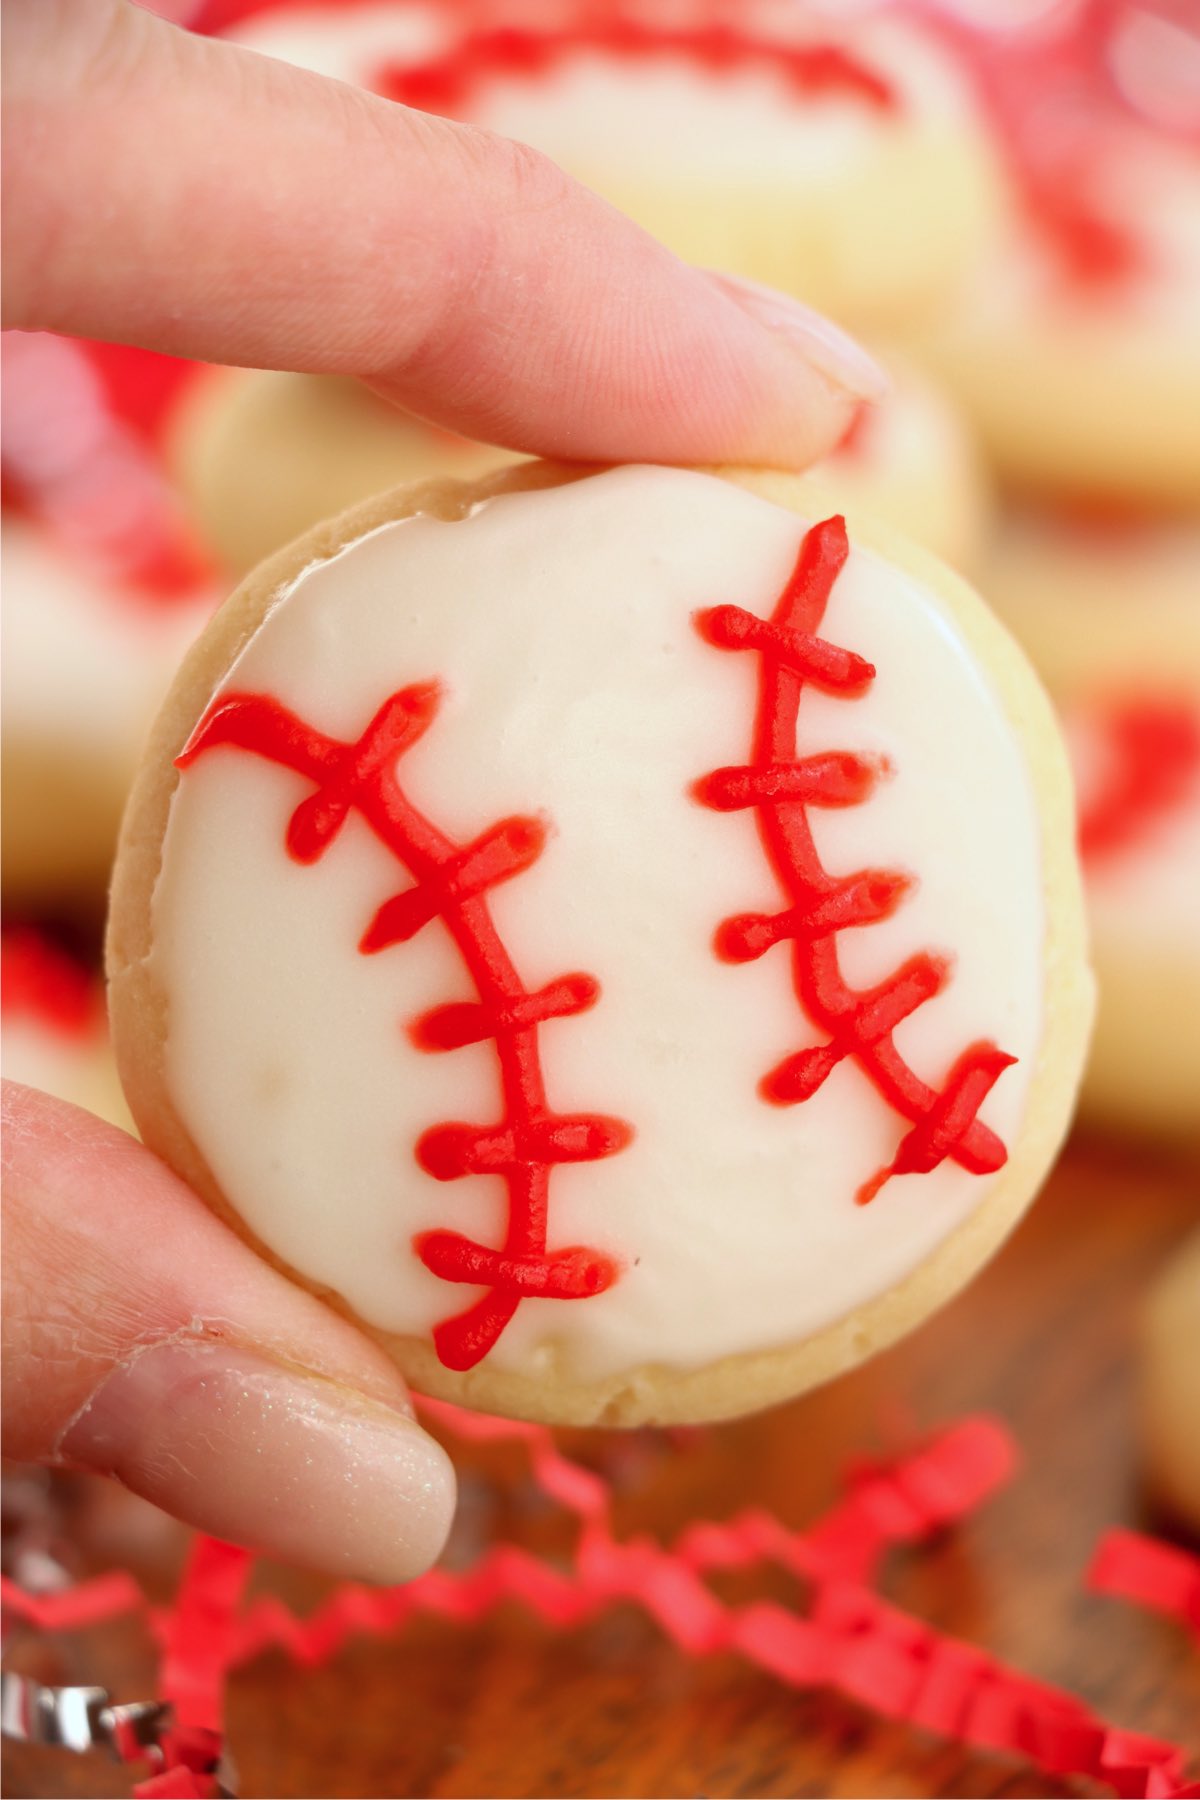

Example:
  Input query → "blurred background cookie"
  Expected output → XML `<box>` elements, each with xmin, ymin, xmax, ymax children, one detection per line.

<box><xmin>169</xmin><ymin>370</ymin><xmax>512</xmax><ymax>573</ymax></box>
<box><xmin>221</xmin><ymin>1</ymin><xmax>1006</xmax><ymax>333</ymax></box>
<box><xmin>980</xmin><ymin>505</ymin><xmax>1200</xmax><ymax>703</ymax></box>
<box><xmin>888</xmin><ymin>6</ymin><xmax>1200</xmax><ymax>1146</ymax></box>
<box><xmin>1</xmin><ymin>334</ymin><xmax>215</xmax><ymax>905</ymax></box>
<box><xmin>1</xmin><ymin>927</ymin><xmax>132</xmax><ymax>1131</ymax></box>
<box><xmin>1071</xmin><ymin>694</ymin><xmax>1200</xmax><ymax>1141</ymax></box>
<box><xmin>792</xmin><ymin>354</ymin><xmax>992</xmax><ymax>573</ymax></box>
<box><xmin>914</xmin><ymin>130</ymin><xmax>1200</xmax><ymax>509</ymax></box>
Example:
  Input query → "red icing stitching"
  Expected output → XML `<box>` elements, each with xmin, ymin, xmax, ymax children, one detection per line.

<box><xmin>1079</xmin><ymin>698</ymin><xmax>1200</xmax><ymax>866</ymax></box>
<box><xmin>375</xmin><ymin>20</ymin><xmax>897</xmax><ymax>117</ymax></box>
<box><xmin>694</xmin><ymin>515</ymin><xmax>1015</xmax><ymax>1206</ymax></box>
<box><xmin>176</xmin><ymin>683</ymin><xmax>627</xmax><ymax>1370</ymax></box>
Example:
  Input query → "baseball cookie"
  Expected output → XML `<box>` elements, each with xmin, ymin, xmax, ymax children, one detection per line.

<box><xmin>1073</xmin><ymin>692</ymin><xmax>1200</xmax><ymax>1140</ymax></box>
<box><xmin>108</xmin><ymin>462</ymin><xmax>1092</xmax><ymax>1426</ymax></box>
<box><xmin>1142</xmin><ymin>1230</ymin><xmax>1200</xmax><ymax>1536</ymax></box>
<box><xmin>221</xmin><ymin>4</ymin><xmax>1004</xmax><ymax>332</ymax></box>
<box><xmin>915</xmin><ymin>127</ymin><xmax>1200</xmax><ymax>507</ymax></box>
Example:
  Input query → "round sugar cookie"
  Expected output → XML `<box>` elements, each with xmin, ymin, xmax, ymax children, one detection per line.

<box><xmin>1142</xmin><ymin>1230</ymin><xmax>1200</xmax><ymax>1536</ymax></box>
<box><xmin>108</xmin><ymin>462</ymin><xmax>1092</xmax><ymax>1426</ymax></box>
<box><xmin>980</xmin><ymin>507</ymin><xmax>1200</xmax><ymax>705</ymax></box>
<box><xmin>169</xmin><ymin>370</ymin><xmax>512</xmax><ymax>575</ymax></box>
<box><xmin>223</xmin><ymin>4</ymin><xmax>1004</xmax><ymax>332</ymax></box>
<box><xmin>914</xmin><ymin>129</ymin><xmax>1200</xmax><ymax>506</ymax></box>
<box><xmin>1</xmin><ymin>929</ymin><xmax>133</xmax><ymax>1133</ymax></box>
<box><xmin>1072</xmin><ymin>692</ymin><xmax>1200</xmax><ymax>1141</ymax></box>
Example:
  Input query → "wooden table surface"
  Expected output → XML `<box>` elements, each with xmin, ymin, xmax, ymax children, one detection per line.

<box><xmin>4</xmin><ymin>1127</ymin><xmax>1199</xmax><ymax>1800</ymax></box>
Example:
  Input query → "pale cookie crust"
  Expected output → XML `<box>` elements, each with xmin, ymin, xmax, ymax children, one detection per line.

<box><xmin>1142</xmin><ymin>1229</ymin><xmax>1200</xmax><ymax>1534</ymax></box>
<box><xmin>108</xmin><ymin>462</ymin><xmax>1093</xmax><ymax>1426</ymax></box>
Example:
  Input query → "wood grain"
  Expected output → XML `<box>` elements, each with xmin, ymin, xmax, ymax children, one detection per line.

<box><xmin>4</xmin><ymin>1130</ymin><xmax>1198</xmax><ymax>1800</ymax></box>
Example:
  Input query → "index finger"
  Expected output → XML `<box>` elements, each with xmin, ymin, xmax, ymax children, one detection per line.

<box><xmin>1</xmin><ymin>0</ymin><xmax>885</xmax><ymax>467</ymax></box>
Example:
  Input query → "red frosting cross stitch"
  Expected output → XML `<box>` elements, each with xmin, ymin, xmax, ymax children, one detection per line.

<box><xmin>374</xmin><ymin>19</ymin><xmax>897</xmax><ymax>119</ymax></box>
<box><xmin>176</xmin><ymin>682</ymin><xmax>628</xmax><ymax>1371</ymax></box>
<box><xmin>694</xmin><ymin>515</ymin><xmax>1016</xmax><ymax>1205</ymax></box>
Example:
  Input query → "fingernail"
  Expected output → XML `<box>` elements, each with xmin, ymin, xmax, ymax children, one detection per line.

<box><xmin>706</xmin><ymin>269</ymin><xmax>890</xmax><ymax>402</ymax></box>
<box><xmin>59</xmin><ymin>1339</ymin><xmax>456</xmax><ymax>1584</ymax></box>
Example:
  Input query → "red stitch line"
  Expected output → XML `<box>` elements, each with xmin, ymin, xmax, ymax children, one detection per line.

<box><xmin>373</xmin><ymin>19</ymin><xmax>897</xmax><ymax>118</ymax></box>
<box><xmin>694</xmin><ymin>515</ymin><xmax>1015</xmax><ymax>1205</ymax></box>
<box><xmin>908</xmin><ymin>4</ymin><xmax>1152</xmax><ymax>288</ymax></box>
<box><xmin>176</xmin><ymin>683</ymin><xmax>628</xmax><ymax>1371</ymax></box>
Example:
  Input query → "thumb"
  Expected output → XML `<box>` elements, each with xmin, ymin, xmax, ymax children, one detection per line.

<box><xmin>2</xmin><ymin>0</ymin><xmax>884</xmax><ymax>466</ymax></box>
<box><xmin>2</xmin><ymin>1081</ymin><xmax>456</xmax><ymax>1583</ymax></box>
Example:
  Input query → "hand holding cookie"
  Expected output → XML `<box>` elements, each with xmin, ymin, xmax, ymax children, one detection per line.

<box><xmin>1</xmin><ymin>0</ymin><xmax>894</xmax><ymax>1576</ymax></box>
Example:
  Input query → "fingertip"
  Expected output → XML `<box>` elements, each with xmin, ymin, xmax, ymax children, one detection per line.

<box><xmin>60</xmin><ymin>1337</ymin><xmax>456</xmax><ymax>1584</ymax></box>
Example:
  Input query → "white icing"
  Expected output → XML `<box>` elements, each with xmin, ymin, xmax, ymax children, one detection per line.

<box><xmin>154</xmin><ymin>468</ymin><xmax>1045</xmax><ymax>1381</ymax></box>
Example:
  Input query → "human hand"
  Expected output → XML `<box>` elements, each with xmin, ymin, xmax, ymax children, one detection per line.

<box><xmin>1</xmin><ymin>0</ymin><xmax>886</xmax><ymax>1583</ymax></box>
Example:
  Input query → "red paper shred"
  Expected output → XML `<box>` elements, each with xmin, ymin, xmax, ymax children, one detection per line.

<box><xmin>1089</xmin><ymin>1529</ymin><xmax>1200</xmax><ymax>1640</ymax></box>
<box><xmin>4</xmin><ymin>1412</ymin><xmax>1196</xmax><ymax>1798</ymax></box>
<box><xmin>156</xmin><ymin>1537</ymin><xmax>255</xmax><ymax>1731</ymax></box>
<box><xmin>134</xmin><ymin>1764</ymin><xmax>218</xmax><ymax>1800</ymax></box>
<box><xmin>0</xmin><ymin>1568</ymin><xmax>144</xmax><ymax>1630</ymax></box>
